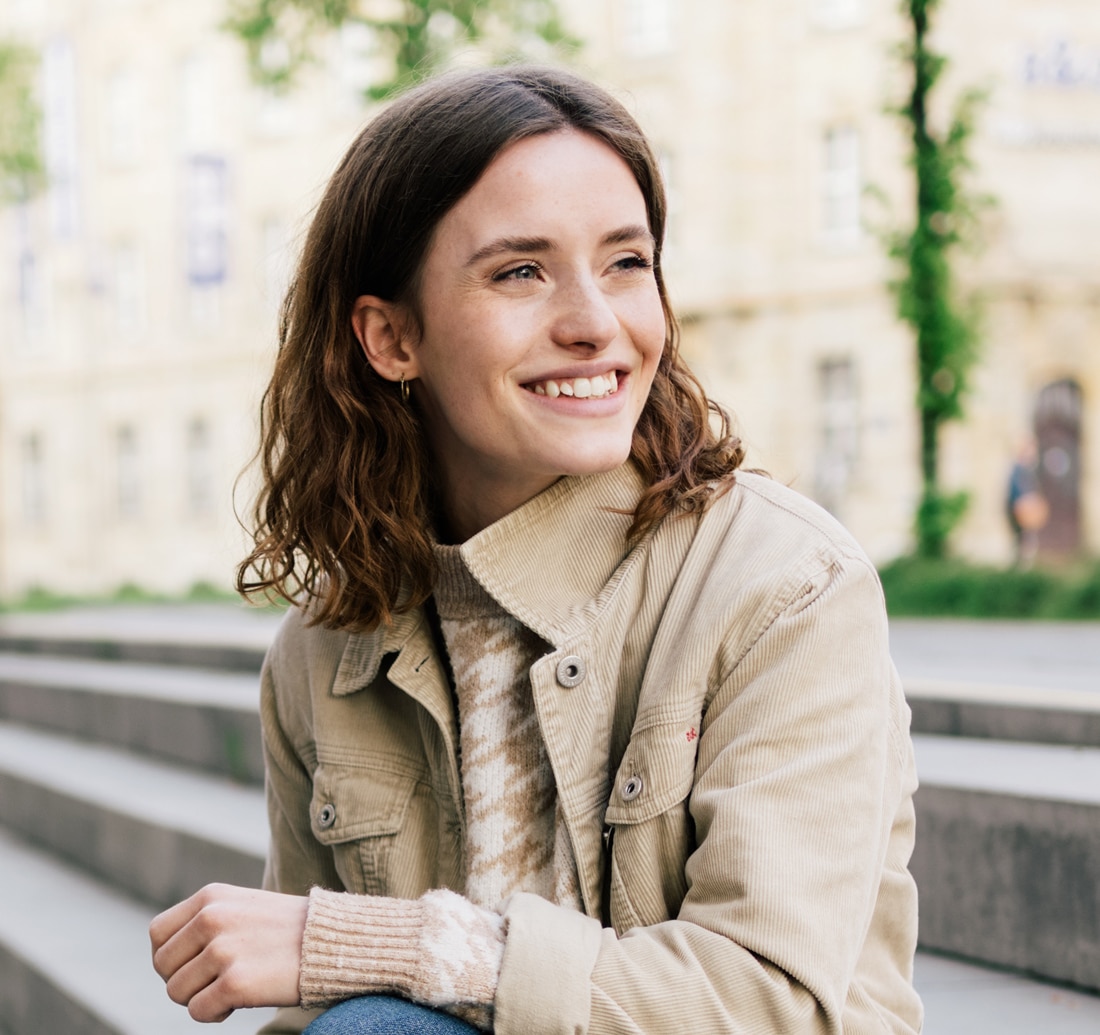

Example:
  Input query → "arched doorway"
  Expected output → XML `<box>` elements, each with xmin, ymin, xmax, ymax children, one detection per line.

<box><xmin>1033</xmin><ymin>378</ymin><xmax>1083</xmax><ymax>556</ymax></box>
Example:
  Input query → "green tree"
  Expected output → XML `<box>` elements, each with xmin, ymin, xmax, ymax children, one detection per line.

<box><xmin>224</xmin><ymin>0</ymin><xmax>578</xmax><ymax>100</ymax></box>
<box><xmin>0</xmin><ymin>41</ymin><xmax>44</xmax><ymax>202</ymax></box>
<box><xmin>888</xmin><ymin>0</ymin><xmax>990</xmax><ymax>558</ymax></box>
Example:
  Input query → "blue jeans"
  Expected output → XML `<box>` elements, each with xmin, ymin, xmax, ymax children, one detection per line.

<box><xmin>303</xmin><ymin>995</ymin><xmax>480</xmax><ymax>1035</ymax></box>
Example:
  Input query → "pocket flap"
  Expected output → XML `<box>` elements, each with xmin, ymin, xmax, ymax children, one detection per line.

<box><xmin>603</xmin><ymin>718</ymin><xmax>700</xmax><ymax>825</ymax></box>
<box><xmin>310</xmin><ymin>765</ymin><xmax>418</xmax><ymax>844</ymax></box>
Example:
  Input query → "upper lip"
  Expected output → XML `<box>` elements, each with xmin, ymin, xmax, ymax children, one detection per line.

<box><xmin>521</xmin><ymin>365</ymin><xmax>627</xmax><ymax>385</ymax></box>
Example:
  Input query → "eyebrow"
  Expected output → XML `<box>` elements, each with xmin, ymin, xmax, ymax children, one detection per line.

<box><xmin>464</xmin><ymin>224</ymin><xmax>655</xmax><ymax>266</ymax></box>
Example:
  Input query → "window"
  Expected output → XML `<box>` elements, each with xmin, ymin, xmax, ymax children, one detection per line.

<box><xmin>814</xmin><ymin>357</ymin><xmax>859</xmax><ymax>513</ymax></box>
<box><xmin>116</xmin><ymin>425</ymin><xmax>141</xmax><ymax>518</ymax></box>
<box><xmin>105</xmin><ymin>66</ymin><xmax>142</xmax><ymax>165</ymax></box>
<box><xmin>18</xmin><ymin>245</ymin><xmax>45</xmax><ymax>341</ymax></box>
<box><xmin>42</xmin><ymin>36</ymin><xmax>80</xmax><ymax>237</ymax></box>
<box><xmin>185</xmin><ymin>418</ymin><xmax>214</xmax><ymax>516</ymax></box>
<box><xmin>185</xmin><ymin>157</ymin><xmax>229</xmax><ymax>329</ymax></box>
<box><xmin>185</xmin><ymin>157</ymin><xmax>228</xmax><ymax>287</ymax></box>
<box><xmin>822</xmin><ymin>126</ymin><xmax>861</xmax><ymax>245</ymax></box>
<box><xmin>20</xmin><ymin>432</ymin><xmax>46</xmax><ymax>525</ymax></box>
<box><xmin>621</xmin><ymin>0</ymin><xmax>672</xmax><ymax>58</ymax></box>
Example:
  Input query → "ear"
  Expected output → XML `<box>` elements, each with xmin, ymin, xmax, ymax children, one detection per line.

<box><xmin>350</xmin><ymin>295</ymin><xmax>421</xmax><ymax>383</ymax></box>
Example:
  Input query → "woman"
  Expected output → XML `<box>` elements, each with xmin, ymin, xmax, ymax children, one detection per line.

<box><xmin>150</xmin><ymin>65</ymin><xmax>922</xmax><ymax>1035</ymax></box>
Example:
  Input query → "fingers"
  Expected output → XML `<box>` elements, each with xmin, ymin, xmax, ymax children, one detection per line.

<box><xmin>149</xmin><ymin>883</ymin><xmax>307</xmax><ymax>1021</ymax></box>
<box><xmin>150</xmin><ymin>885</ymin><xmax>239</xmax><ymax>1021</ymax></box>
<box><xmin>149</xmin><ymin>883</ymin><xmax>230</xmax><ymax>980</ymax></box>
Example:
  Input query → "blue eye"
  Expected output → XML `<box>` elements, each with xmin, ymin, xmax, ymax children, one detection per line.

<box><xmin>496</xmin><ymin>263</ymin><xmax>541</xmax><ymax>281</ymax></box>
<box><xmin>615</xmin><ymin>254</ymin><xmax>653</xmax><ymax>272</ymax></box>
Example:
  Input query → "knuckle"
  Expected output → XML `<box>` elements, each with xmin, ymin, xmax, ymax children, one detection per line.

<box><xmin>164</xmin><ymin>976</ymin><xmax>189</xmax><ymax>1007</ymax></box>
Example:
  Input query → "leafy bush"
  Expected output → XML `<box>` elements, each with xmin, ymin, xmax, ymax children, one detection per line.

<box><xmin>877</xmin><ymin>557</ymin><xmax>1100</xmax><ymax>619</ymax></box>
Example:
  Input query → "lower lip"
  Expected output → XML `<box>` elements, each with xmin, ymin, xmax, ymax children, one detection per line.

<box><xmin>524</xmin><ymin>375</ymin><xmax>630</xmax><ymax>415</ymax></box>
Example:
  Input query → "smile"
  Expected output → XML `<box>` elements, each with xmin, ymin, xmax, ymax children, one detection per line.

<box><xmin>525</xmin><ymin>371</ymin><xmax>620</xmax><ymax>399</ymax></box>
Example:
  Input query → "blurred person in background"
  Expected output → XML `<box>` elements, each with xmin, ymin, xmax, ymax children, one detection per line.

<box><xmin>150</xmin><ymin>65</ymin><xmax>922</xmax><ymax>1035</ymax></box>
<box><xmin>1006</xmin><ymin>437</ymin><xmax>1048</xmax><ymax>568</ymax></box>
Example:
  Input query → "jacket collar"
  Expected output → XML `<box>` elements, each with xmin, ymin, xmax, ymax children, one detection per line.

<box><xmin>332</xmin><ymin>461</ymin><xmax>646</xmax><ymax>695</ymax></box>
<box><xmin>332</xmin><ymin>606</ymin><xmax>426</xmax><ymax>697</ymax></box>
<box><xmin>458</xmin><ymin>462</ymin><xmax>645</xmax><ymax>645</ymax></box>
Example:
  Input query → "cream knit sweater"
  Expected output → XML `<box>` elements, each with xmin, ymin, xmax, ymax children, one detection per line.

<box><xmin>298</xmin><ymin>546</ymin><xmax>582</xmax><ymax>1029</ymax></box>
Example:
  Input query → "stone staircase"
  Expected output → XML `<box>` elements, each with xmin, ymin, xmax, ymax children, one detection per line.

<box><xmin>0</xmin><ymin>609</ymin><xmax>1097</xmax><ymax>1033</ymax></box>
<box><xmin>907</xmin><ymin>679</ymin><xmax>1100</xmax><ymax>991</ymax></box>
<box><xmin>0</xmin><ymin>621</ymin><xmax>278</xmax><ymax>1034</ymax></box>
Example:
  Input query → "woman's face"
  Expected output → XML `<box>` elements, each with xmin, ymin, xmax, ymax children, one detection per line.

<box><xmin>356</xmin><ymin>129</ymin><xmax>666</xmax><ymax>540</ymax></box>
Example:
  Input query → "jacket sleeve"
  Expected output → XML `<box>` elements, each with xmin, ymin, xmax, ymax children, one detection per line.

<box><xmin>494</xmin><ymin>554</ymin><xmax>918</xmax><ymax>1035</ymax></box>
<box><xmin>255</xmin><ymin>629</ymin><xmax>339</xmax><ymax>1035</ymax></box>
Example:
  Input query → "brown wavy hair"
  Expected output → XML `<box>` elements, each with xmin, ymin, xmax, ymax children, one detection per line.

<box><xmin>238</xmin><ymin>65</ymin><xmax>743</xmax><ymax>631</ymax></box>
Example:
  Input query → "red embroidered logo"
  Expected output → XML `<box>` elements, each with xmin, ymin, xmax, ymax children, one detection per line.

<box><xmin>686</xmin><ymin>727</ymin><xmax>698</xmax><ymax>743</ymax></box>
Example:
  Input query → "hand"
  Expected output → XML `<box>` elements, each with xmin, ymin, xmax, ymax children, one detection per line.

<box><xmin>150</xmin><ymin>883</ymin><xmax>309</xmax><ymax>1022</ymax></box>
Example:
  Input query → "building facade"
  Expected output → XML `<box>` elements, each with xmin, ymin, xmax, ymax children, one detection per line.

<box><xmin>0</xmin><ymin>0</ymin><xmax>1097</xmax><ymax>599</ymax></box>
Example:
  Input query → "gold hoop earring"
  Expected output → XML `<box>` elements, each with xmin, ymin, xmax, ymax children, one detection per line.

<box><xmin>399</xmin><ymin>374</ymin><xmax>410</xmax><ymax>404</ymax></box>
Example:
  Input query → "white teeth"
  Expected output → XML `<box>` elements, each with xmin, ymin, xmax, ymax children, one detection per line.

<box><xmin>528</xmin><ymin>373</ymin><xmax>619</xmax><ymax>398</ymax></box>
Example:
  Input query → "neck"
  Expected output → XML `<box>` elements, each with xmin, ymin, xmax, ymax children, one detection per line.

<box><xmin>436</xmin><ymin>473</ymin><xmax>562</xmax><ymax>543</ymax></box>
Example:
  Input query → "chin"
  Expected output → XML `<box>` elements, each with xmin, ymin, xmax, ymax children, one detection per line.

<box><xmin>556</xmin><ymin>447</ymin><xmax>633</xmax><ymax>479</ymax></box>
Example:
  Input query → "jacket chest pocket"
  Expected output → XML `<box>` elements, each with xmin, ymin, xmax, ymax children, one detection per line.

<box><xmin>310</xmin><ymin>763</ymin><xmax>422</xmax><ymax>896</ymax></box>
<box><xmin>603</xmin><ymin>718</ymin><xmax>700</xmax><ymax>934</ymax></box>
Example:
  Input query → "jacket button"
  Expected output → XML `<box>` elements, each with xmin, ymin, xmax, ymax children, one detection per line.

<box><xmin>317</xmin><ymin>803</ymin><xmax>337</xmax><ymax>829</ymax></box>
<box><xmin>621</xmin><ymin>776</ymin><xmax>644</xmax><ymax>802</ymax></box>
<box><xmin>555</xmin><ymin>655</ymin><xmax>586</xmax><ymax>688</ymax></box>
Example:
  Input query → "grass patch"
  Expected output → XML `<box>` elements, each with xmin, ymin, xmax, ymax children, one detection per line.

<box><xmin>1</xmin><ymin>580</ymin><xmax>246</xmax><ymax>613</ymax></box>
<box><xmin>878</xmin><ymin>556</ymin><xmax>1100</xmax><ymax>619</ymax></box>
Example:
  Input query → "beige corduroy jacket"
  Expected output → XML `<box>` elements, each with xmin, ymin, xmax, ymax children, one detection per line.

<box><xmin>257</xmin><ymin>465</ymin><xmax>922</xmax><ymax>1035</ymax></box>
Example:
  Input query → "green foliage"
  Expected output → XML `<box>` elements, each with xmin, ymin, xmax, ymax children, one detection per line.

<box><xmin>0</xmin><ymin>41</ymin><xmax>44</xmax><ymax>202</ymax></box>
<box><xmin>223</xmin><ymin>0</ymin><xmax>579</xmax><ymax>100</ymax></box>
<box><xmin>887</xmin><ymin>0</ymin><xmax>991</xmax><ymax>557</ymax></box>
<box><xmin>914</xmin><ymin>487</ymin><xmax>969</xmax><ymax>559</ymax></box>
<box><xmin>878</xmin><ymin>556</ymin><xmax>1100</xmax><ymax>619</ymax></box>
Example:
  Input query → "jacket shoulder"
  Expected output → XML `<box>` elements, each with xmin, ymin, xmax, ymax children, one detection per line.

<box><xmin>703</xmin><ymin>471</ymin><xmax>873</xmax><ymax>568</ymax></box>
<box><xmin>263</xmin><ymin>606</ymin><xmax>354</xmax><ymax>699</ymax></box>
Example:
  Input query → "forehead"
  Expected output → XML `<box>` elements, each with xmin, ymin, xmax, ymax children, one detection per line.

<box><xmin>432</xmin><ymin>130</ymin><xmax>650</xmax><ymax>250</ymax></box>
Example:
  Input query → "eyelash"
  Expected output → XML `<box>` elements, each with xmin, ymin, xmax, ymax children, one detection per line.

<box><xmin>494</xmin><ymin>262</ymin><xmax>542</xmax><ymax>282</ymax></box>
<box><xmin>615</xmin><ymin>253</ymin><xmax>653</xmax><ymax>272</ymax></box>
<box><xmin>493</xmin><ymin>253</ymin><xmax>654</xmax><ymax>281</ymax></box>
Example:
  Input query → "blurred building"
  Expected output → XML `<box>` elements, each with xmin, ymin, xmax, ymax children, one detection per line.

<box><xmin>563</xmin><ymin>0</ymin><xmax>1100</xmax><ymax>565</ymax></box>
<box><xmin>0</xmin><ymin>0</ymin><xmax>375</xmax><ymax>596</ymax></box>
<box><xmin>0</xmin><ymin>0</ymin><xmax>1097</xmax><ymax>599</ymax></box>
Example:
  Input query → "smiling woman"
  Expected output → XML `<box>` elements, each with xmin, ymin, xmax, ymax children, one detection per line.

<box><xmin>351</xmin><ymin>130</ymin><xmax>666</xmax><ymax>540</ymax></box>
<box><xmin>149</xmin><ymin>66</ymin><xmax>922</xmax><ymax>1035</ymax></box>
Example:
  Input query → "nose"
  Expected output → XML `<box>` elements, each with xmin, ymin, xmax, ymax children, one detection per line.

<box><xmin>548</xmin><ymin>272</ymin><xmax>619</xmax><ymax>353</ymax></box>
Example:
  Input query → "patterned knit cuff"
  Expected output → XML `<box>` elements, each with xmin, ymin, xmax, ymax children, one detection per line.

<box><xmin>299</xmin><ymin>888</ymin><xmax>425</xmax><ymax>1008</ymax></box>
<box><xmin>298</xmin><ymin>887</ymin><xmax>506</xmax><ymax>1019</ymax></box>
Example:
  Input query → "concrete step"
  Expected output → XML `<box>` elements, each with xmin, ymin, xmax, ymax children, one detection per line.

<box><xmin>915</xmin><ymin>951</ymin><xmax>1100</xmax><ymax>1035</ymax></box>
<box><xmin>0</xmin><ymin>827</ymin><xmax>275</xmax><ymax>1035</ymax></box>
<box><xmin>0</xmin><ymin>629</ymin><xmax>267</xmax><ymax>673</ymax></box>
<box><xmin>907</xmin><ymin>679</ymin><xmax>1100</xmax><ymax>749</ymax></box>
<box><xmin>0</xmin><ymin>606</ymin><xmax>278</xmax><ymax>673</ymax></box>
<box><xmin>912</xmin><ymin>733</ymin><xmax>1100</xmax><ymax>992</ymax></box>
<box><xmin>0</xmin><ymin>721</ymin><xmax>266</xmax><ymax>911</ymax></box>
<box><xmin>0</xmin><ymin>652</ymin><xmax>264</xmax><ymax>783</ymax></box>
